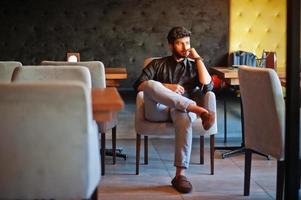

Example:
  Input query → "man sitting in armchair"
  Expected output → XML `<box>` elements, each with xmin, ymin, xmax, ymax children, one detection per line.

<box><xmin>133</xmin><ymin>26</ymin><xmax>215</xmax><ymax>193</ymax></box>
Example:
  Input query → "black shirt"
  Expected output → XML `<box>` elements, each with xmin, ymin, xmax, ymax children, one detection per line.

<box><xmin>133</xmin><ymin>56</ymin><xmax>213</xmax><ymax>97</ymax></box>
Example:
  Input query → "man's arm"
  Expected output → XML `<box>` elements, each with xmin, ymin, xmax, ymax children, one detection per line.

<box><xmin>188</xmin><ymin>48</ymin><xmax>212</xmax><ymax>85</ymax></box>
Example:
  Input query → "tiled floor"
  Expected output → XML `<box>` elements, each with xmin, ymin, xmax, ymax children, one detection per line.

<box><xmin>99</xmin><ymin>138</ymin><xmax>282</xmax><ymax>200</ymax></box>
<box><xmin>97</xmin><ymin>90</ymin><xmax>300</xmax><ymax>200</ymax></box>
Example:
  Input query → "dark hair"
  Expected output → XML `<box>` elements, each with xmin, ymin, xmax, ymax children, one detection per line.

<box><xmin>167</xmin><ymin>26</ymin><xmax>191</xmax><ymax>44</ymax></box>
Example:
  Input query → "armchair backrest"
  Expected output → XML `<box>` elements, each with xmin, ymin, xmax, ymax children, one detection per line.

<box><xmin>0</xmin><ymin>82</ymin><xmax>100</xmax><ymax>199</ymax></box>
<box><xmin>41</xmin><ymin>61</ymin><xmax>106</xmax><ymax>88</ymax></box>
<box><xmin>143</xmin><ymin>57</ymin><xmax>161</xmax><ymax>68</ymax></box>
<box><xmin>0</xmin><ymin>61</ymin><xmax>22</xmax><ymax>82</ymax></box>
<box><xmin>12</xmin><ymin>65</ymin><xmax>92</xmax><ymax>88</ymax></box>
<box><xmin>239</xmin><ymin>66</ymin><xmax>285</xmax><ymax>160</ymax></box>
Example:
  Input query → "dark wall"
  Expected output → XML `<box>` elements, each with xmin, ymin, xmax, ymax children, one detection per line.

<box><xmin>0</xmin><ymin>0</ymin><xmax>229</xmax><ymax>88</ymax></box>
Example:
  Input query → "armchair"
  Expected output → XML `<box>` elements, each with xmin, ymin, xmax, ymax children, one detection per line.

<box><xmin>135</xmin><ymin>58</ymin><xmax>218</xmax><ymax>175</ymax></box>
<box><xmin>238</xmin><ymin>66</ymin><xmax>285</xmax><ymax>199</ymax></box>
<box><xmin>41</xmin><ymin>61</ymin><xmax>118</xmax><ymax>176</ymax></box>
<box><xmin>0</xmin><ymin>82</ymin><xmax>100</xmax><ymax>199</ymax></box>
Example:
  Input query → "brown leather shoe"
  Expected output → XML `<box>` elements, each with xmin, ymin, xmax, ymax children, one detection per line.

<box><xmin>201</xmin><ymin>111</ymin><xmax>215</xmax><ymax>130</ymax></box>
<box><xmin>171</xmin><ymin>175</ymin><xmax>192</xmax><ymax>193</ymax></box>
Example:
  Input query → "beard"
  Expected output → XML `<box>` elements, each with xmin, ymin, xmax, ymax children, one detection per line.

<box><xmin>172</xmin><ymin>49</ymin><xmax>187</xmax><ymax>59</ymax></box>
<box><xmin>172</xmin><ymin>45</ymin><xmax>189</xmax><ymax>59</ymax></box>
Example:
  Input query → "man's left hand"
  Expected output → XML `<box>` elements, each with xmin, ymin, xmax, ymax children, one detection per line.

<box><xmin>187</xmin><ymin>48</ymin><xmax>202</xmax><ymax>60</ymax></box>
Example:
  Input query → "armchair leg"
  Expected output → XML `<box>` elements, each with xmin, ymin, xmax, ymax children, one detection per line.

<box><xmin>200</xmin><ymin>136</ymin><xmax>204</xmax><ymax>165</ymax></box>
<box><xmin>112</xmin><ymin>126</ymin><xmax>117</xmax><ymax>165</ymax></box>
<box><xmin>244</xmin><ymin>149</ymin><xmax>252</xmax><ymax>196</ymax></box>
<box><xmin>144</xmin><ymin>136</ymin><xmax>148</xmax><ymax>164</ymax></box>
<box><xmin>136</xmin><ymin>134</ymin><xmax>141</xmax><ymax>175</ymax></box>
<box><xmin>101</xmin><ymin>133</ymin><xmax>106</xmax><ymax>176</ymax></box>
<box><xmin>210</xmin><ymin>135</ymin><xmax>215</xmax><ymax>175</ymax></box>
<box><xmin>276</xmin><ymin>160</ymin><xmax>285</xmax><ymax>200</ymax></box>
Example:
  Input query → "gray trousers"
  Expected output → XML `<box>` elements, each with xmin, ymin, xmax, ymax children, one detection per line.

<box><xmin>143</xmin><ymin>80</ymin><xmax>197</xmax><ymax>168</ymax></box>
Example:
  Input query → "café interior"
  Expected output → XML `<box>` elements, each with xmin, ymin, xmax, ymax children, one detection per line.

<box><xmin>0</xmin><ymin>0</ymin><xmax>300</xmax><ymax>199</ymax></box>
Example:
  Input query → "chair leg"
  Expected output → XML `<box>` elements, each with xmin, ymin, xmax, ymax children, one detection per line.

<box><xmin>299</xmin><ymin>159</ymin><xmax>301</xmax><ymax>189</ymax></box>
<box><xmin>276</xmin><ymin>160</ymin><xmax>285</xmax><ymax>200</ymax></box>
<box><xmin>200</xmin><ymin>136</ymin><xmax>204</xmax><ymax>165</ymax></box>
<box><xmin>244</xmin><ymin>148</ymin><xmax>252</xmax><ymax>196</ymax></box>
<box><xmin>144</xmin><ymin>136</ymin><xmax>148</xmax><ymax>164</ymax></box>
<box><xmin>210</xmin><ymin>135</ymin><xmax>215</xmax><ymax>175</ymax></box>
<box><xmin>112</xmin><ymin>126</ymin><xmax>117</xmax><ymax>165</ymax></box>
<box><xmin>101</xmin><ymin>133</ymin><xmax>105</xmax><ymax>176</ymax></box>
<box><xmin>136</xmin><ymin>134</ymin><xmax>141</xmax><ymax>175</ymax></box>
<box><xmin>90</xmin><ymin>186</ymin><xmax>98</xmax><ymax>200</ymax></box>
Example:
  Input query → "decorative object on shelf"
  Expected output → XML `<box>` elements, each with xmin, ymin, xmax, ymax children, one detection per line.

<box><xmin>67</xmin><ymin>52</ymin><xmax>80</xmax><ymax>62</ymax></box>
<box><xmin>257</xmin><ymin>50</ymin><xmax>277</xmax><ymax>70</ymax></box>
<box><xmin>230</xmin><ymin>51</ymin><xmax>257</xmax><ymax>67</ymax></box>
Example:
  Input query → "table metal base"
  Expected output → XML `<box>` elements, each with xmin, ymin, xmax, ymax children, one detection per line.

<box><xmin>104</xmin><ymin>147</ymin><xmax>127</xmax><ymax>160</ymax></box>
<box><xmin>215</xmin><ymin>145</ymin><xmax>271</xmax><ymax>159</ymax></box>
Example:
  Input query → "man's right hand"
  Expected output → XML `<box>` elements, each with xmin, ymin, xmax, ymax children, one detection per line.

<box><xmin>163</xmin><ymin>83</ymin><xmax>185</xmax><ymax>95</ymax></box>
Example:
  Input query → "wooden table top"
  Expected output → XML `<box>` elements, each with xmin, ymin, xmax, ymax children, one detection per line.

<box><xmin>92</xmin><ymin>87</ymin><xmax>124</xmax><ymax>121</ymax></box>
<box><xmin>211</xmin><ymin>67</ymin><xmax>239</xmax><ymax>78</ymax></box>
<box><xmin>211</xmin><ymin>66</ymin><xmax>289</xmax><ymax>87</ymax></box>
<box><xmin>211</xmin><ymin>67</ymin><xmax>240</xmax><ymax>86</ymax></box>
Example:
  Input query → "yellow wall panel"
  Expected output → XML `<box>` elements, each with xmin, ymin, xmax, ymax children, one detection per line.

<box><xmin>230</xmin><ymin>0</ymin><xmax>286</xmax><ymax>72</ymax></box>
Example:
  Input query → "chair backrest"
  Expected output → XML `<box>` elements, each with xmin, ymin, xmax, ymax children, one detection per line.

<box><xmin>41</xmin><ymin>61</ymin><xmax>106</xmax><ymax>88</ymax></box>
<box><xmin>0</xmin><ymin>82</ymin><xmax>100</xmax><ymax>198</ymax></box>
<box><xmin>239</xmin><ymin>66</ymin><xmax>285</xmax><ymax>160</ymax></box>
<box><xmin>0</xmin><ymin>61</ymin><xmax>22</xmax><ymax>82</ymax></box>
<box><xmin>12</xmin><ymin>65</ymin><xmax>92</xmax><ymax>88</ymax></box>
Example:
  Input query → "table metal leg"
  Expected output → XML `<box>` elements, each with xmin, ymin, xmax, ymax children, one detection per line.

<box><xmin>224</xmin><ymin>97</ymin><xmax>227</xmax><ymax>143</ymax></box>
<box><xmin>215</xmin><ymin>88</ymin><xmax>243</xmax><ymax>153</ymax></box>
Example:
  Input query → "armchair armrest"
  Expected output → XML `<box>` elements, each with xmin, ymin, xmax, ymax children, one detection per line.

<box><xmin>200</xmin><ymin>91</ymin><xmax>217</xmax><ymax>114</ymax></box>
<box><xmin>192</xmin><ymin>91</ymin><xmax>218</xmax><ymax>134</ymax></box>
<box><xmin>135</xmin><ymin>91</ymin><xmax>174</xmax><ymax>135</ymax></box>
